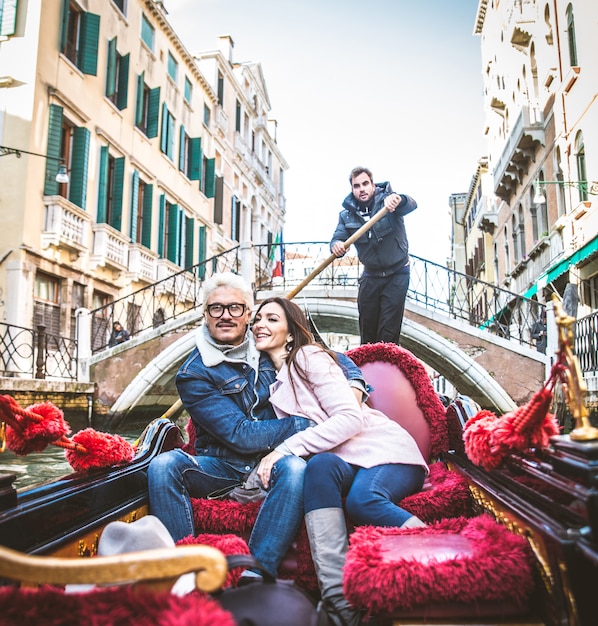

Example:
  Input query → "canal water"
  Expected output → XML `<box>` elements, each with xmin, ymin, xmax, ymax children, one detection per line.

<box><xmin>0</xmin><ymin>425</ymin><xmax>147</xmax><ymax>491</ymax></box>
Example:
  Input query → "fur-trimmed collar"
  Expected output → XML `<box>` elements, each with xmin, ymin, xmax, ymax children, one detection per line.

<box><xmin>195</xmin><ymin>324</ymin><xmax>260</xmax><ymax>372</ymax></box>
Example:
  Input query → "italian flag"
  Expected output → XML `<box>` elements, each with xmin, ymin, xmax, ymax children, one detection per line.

<box><xmin>271</xmin><ymin>232</ymin><xmax>283</xmax><ymax>279</ymax></box>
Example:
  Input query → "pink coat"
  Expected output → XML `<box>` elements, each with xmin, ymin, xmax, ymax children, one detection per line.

<box><xmin>269</xmin><ymin>345</ymin><xmax>428</xmax><ymax>472</ymax></box>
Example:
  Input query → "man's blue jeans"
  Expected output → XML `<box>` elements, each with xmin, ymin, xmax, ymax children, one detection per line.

<box><xmin>148</xmin><ymin>448</ymin><xmax>306</xmax><ymax>577</ymax></box>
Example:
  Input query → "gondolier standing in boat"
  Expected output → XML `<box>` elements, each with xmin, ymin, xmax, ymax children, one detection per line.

<box><xmin>331</xmin><ymin>166</ymin><xmax>417</xmax><ymax>345</ymax></box>
<box><xmin>147</xmin><ymin>272</ymin><xmax>366</xmax><ymax>583</ymax></box>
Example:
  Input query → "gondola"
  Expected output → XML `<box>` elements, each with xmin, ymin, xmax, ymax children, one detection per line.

<box><xmin>0</xmin><ymin>222</ymin><xmax>596</xmax><ymax>625</ymax></box>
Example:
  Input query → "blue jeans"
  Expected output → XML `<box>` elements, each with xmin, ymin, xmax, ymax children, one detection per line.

<box><xmin>303</xmin><ymin>452</ymin><xmax>425</xmax><ymax>526</ymax></box>
<box><xmin>148</xmin><ymin>448</ymin><xmax>306</xmax><ymax>577</ymax></box>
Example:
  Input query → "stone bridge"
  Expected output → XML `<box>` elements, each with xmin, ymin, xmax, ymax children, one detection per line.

<box><xmin>87</xmin><ymin>289</ymin><xmax>548</xmax><ymax>429</ymax></box>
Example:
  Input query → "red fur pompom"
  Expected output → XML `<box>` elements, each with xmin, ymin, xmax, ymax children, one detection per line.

<box><xmin>6</xmin><ymin>401</ymin><xmax>71</xmax><ymax>455</ymax></box>
<box><xmin>65</xmin><ymin>428</ymin><xmax>135</xmax><ymax>471</ymax></box>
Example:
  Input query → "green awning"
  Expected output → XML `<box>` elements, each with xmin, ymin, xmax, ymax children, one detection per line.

<box><xmin>523</xmin><ymin>234</ymin><xmax>598</xmax><ymax>299</ymax></box>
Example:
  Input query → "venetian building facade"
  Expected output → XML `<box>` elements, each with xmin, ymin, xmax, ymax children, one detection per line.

<box><xmin>0</xmin><ymin>0</ymin><xmax>286</xmax><ymax>343</ymax></box>
<box><xmin>458</xmin><ymin>0</ymin><xmax>598</xmax><ymax>323</ymax></box>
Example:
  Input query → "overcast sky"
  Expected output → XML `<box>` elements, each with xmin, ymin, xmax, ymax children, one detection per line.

<box><xmin>165</xmin><ymin>0</ymin><xmax>485</xmax><ymax>264</ymax></box>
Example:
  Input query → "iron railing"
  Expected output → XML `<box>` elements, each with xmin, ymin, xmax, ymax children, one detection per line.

<box><xmin>4</xmin><ymin>242</ymin><xmax>597</xmax><ymax>379</ymax></box>
<box><xmin>89</xmin><ymin>247</ymin><xmax>241</xmax><ymax>352</ymax></box>
<box><xmin>0</xmin><ymin>323</ymin><xmax>78</xmax><ymax>380</ymax></box>
<box><xmin>255</xmin><ymin>242</ymin><xmax>544</xmax><ymax>349</ymax></box>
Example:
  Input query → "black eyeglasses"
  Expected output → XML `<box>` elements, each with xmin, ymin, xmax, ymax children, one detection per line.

<box><xmin>206</xmin><ymin>303</ymin><xmax>247</xmax><ymax>318</ymax></box>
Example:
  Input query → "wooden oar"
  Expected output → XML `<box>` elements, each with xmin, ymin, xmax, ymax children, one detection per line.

<box><xmin>284</xmin><ymin>206</ymin><xmax>390</xmax><ymax>299</ymax></box>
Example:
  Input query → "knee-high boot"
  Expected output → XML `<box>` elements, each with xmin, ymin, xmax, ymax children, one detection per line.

<box><xmin>305</xmin><ymin>508</ymin><xmax>361</xmax><ymax>626</ymax></box>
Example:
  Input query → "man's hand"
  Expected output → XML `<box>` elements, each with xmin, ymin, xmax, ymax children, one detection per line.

<box><xmin>331</xmin><ymin>241</ymin><xmax>346</xmax><ymax>257</ymax></box>
<box><xmin>257</xmin><ymin>450</ymin><xmax>284</xmax><ymax>488</ymax></box>
<box><xmin>384</xmin><ymin>193</ymin><xmax>402</xmax><ymax>213</ymax></box>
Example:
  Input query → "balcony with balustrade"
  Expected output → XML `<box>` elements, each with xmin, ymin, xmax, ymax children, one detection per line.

<box><xmin>41</xmin><ymin>196</ymin><xmax>89</xmax><ymax>258</ymax></box>
<box><xmin>90</xmin><ymin>224</ymin><xmax>129</xmax><ymax>272</ymax></box>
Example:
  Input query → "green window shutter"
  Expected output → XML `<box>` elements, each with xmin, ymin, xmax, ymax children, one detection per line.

<box><xmin>130</xmin><ymin>170</ymin><xmax>139</xmax><ymax>242</ymax></box>
<box><xmin>166</xmin><ymin>203</ymin><xmax>180</xmax><ymax>264</ymax></box>
<box><xmin>178</xmin><ymin>125</ymin><xmax>185</xmax><ymax>171</ymax></box>
<box><xmin>1</xmin><ymin>0</ymin><xmax>18</xmax><ymax>37</ymax></box>
<box><xmin>44</xmin><ymin>104</ymin><xmax>63</xmax><ymax>196</ymax></box>
<box><xmin>135</xmin><ymin>72</ymin><xmax>145</xmax><ymax>126</ymax></box>
<box><xmin>205</xmin><ymin>158</ymin><xmax>216</xmax><ymax>198</ymax></box>
<box><xmin>157</xmin><ymin>194</ymin><xmax>166</xmax><ymax>257</ymax></box>
<box><xmin>105</xmin><ymin>37</ymin><xmax>117</xmax><ymax>97</ymax></box>
<box><xmin>185</xmin><ymin>216</ymin><xmax>194</xmax><ymax>268</ymax></box>
<box><xmin>59</xmin><ymin>0</ymin><xmax>69</xmax><ymax>51</ymax></box>
<box><xmin>160</xmin><ymin>102</ymin><xmax>168</xmax><ymax>153</ymax></box>
<box><xmin>198</xmin><ymin>225</ymin><xmax>206</xmax><ymax>280</ymax></box>
<box><xmin>117</xmin><ymin>53</ymin><xmax>129</xmax><ymax>110</ymax></box>
<box><xmin>189</xmin><ymin>137</ymin><xmax>201</xmax><ymax>181</ymax></box>
<box><xmin>79</xmin><ymin>12</ymin><xmax>100</xmax><ymax>75</ymax></box>
<box><xmin>146</xmin><ymin>87</ymin><xmax>160</xmax><ymax>138</ymax></box>
<box><xmin>68</xmin><ymin>126</ymin><xmax>90</xmax><ymax>209</ymax></box>
<box><xmin>213</xmin><ymin>176</ymin><xmax>223</xmax><ymax>224</ymax></box>
<box><xmin>111</xmin><ymin>156</ymin><xmax>125</xmax><ymax>230</ymax></box>
<box><xmin>97</xmin><ymin>146</ymin><xmax>109</xmax><ymax>223</ymax></box>
<box><xmin>167</xmin><ymin>110</ymin><xmax>175</xmax><ymax>159</ymax></box>
<box><xmin>141</xmin><ymin>183</ymin><xmax>153</xmax><ymax>249</ymax></box>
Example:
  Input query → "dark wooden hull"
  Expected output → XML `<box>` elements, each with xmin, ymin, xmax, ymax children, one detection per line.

<box><xmin>447</xmin><ymin>436</ymin><xmax>598</xmax><ymax>626</ymax></box>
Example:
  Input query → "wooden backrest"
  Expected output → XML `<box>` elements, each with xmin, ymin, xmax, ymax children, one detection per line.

<box><xmin>346</xmin><ymin>343</ymin><xmax>448</xmax><ymax>461</ymax></box>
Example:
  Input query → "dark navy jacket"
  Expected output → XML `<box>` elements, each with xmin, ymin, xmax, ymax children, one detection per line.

<box><xmin>330</xmin><ymin>181</ymin><xmax>417</xmax><ymax>276</ymax></box>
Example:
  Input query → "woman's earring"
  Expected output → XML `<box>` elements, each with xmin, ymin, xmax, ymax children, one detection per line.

<box><xmin>285</xmin><ymin>336</ymin><xmax>294</xmax><ymax>353</ymax></box>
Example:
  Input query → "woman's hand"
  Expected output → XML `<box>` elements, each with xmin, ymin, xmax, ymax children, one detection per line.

<box><xmin>257</xmin><ymin>450</ymin><xmax>284</xmax><ymax>488</ymax></box>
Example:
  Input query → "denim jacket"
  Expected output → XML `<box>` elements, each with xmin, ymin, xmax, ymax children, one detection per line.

<box><xmin>176</xmin><ymin>327</ymin><xmax>365</xmax><ymax>467</ymax></box>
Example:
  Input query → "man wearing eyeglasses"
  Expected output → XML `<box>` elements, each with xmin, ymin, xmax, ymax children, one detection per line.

<box><xmin>148</xmin><ymin>272</ymin><xmax>366</xmax><ymax>584</ymax></box>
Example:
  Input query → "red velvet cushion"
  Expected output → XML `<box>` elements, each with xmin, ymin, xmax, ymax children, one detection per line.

<box><xmin>343</xmin><ymin>515</ymin><xmax>535</xmax><ymax>618</ymax></box>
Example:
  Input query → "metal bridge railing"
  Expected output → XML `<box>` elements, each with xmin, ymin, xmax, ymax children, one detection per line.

<box><xmin>4</xmin><ymin>241</ymin><xmax>598</xmax><ymax>379</ymax></box>
<box><xmin>255</xmin><ymin>242</ymin><xmax>544</xmax><ymax>349</ymax></box>
<box><xmin>0</xmin><ymin>323</ymin><xmax>78</xmax><ymax>380</ymax></box>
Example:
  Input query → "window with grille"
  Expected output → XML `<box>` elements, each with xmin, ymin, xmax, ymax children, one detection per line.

<box><xmin>33</xmin><ymin>273</ymin><xmax>61</xmax><ymax>349</ymax></box>
<box><xmin>91</xmin><ymin>291</ymin><xmax>110</xmax><ymax>352</ymax></box>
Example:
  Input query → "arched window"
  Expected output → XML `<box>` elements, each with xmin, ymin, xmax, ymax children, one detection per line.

<box><xmin>566</xmin><ymin>4</ymin><xmax>578</xmax><ymax>66</ymax></box>
<box><xmin>575</xmin><ymin>131</ymin><xmax>588</xmax><ymax>202</ymax></box>
<box><xmin>530</xmin><ymin>187</ymin><xmax>539</xmax><ymax>241</ymax></box>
